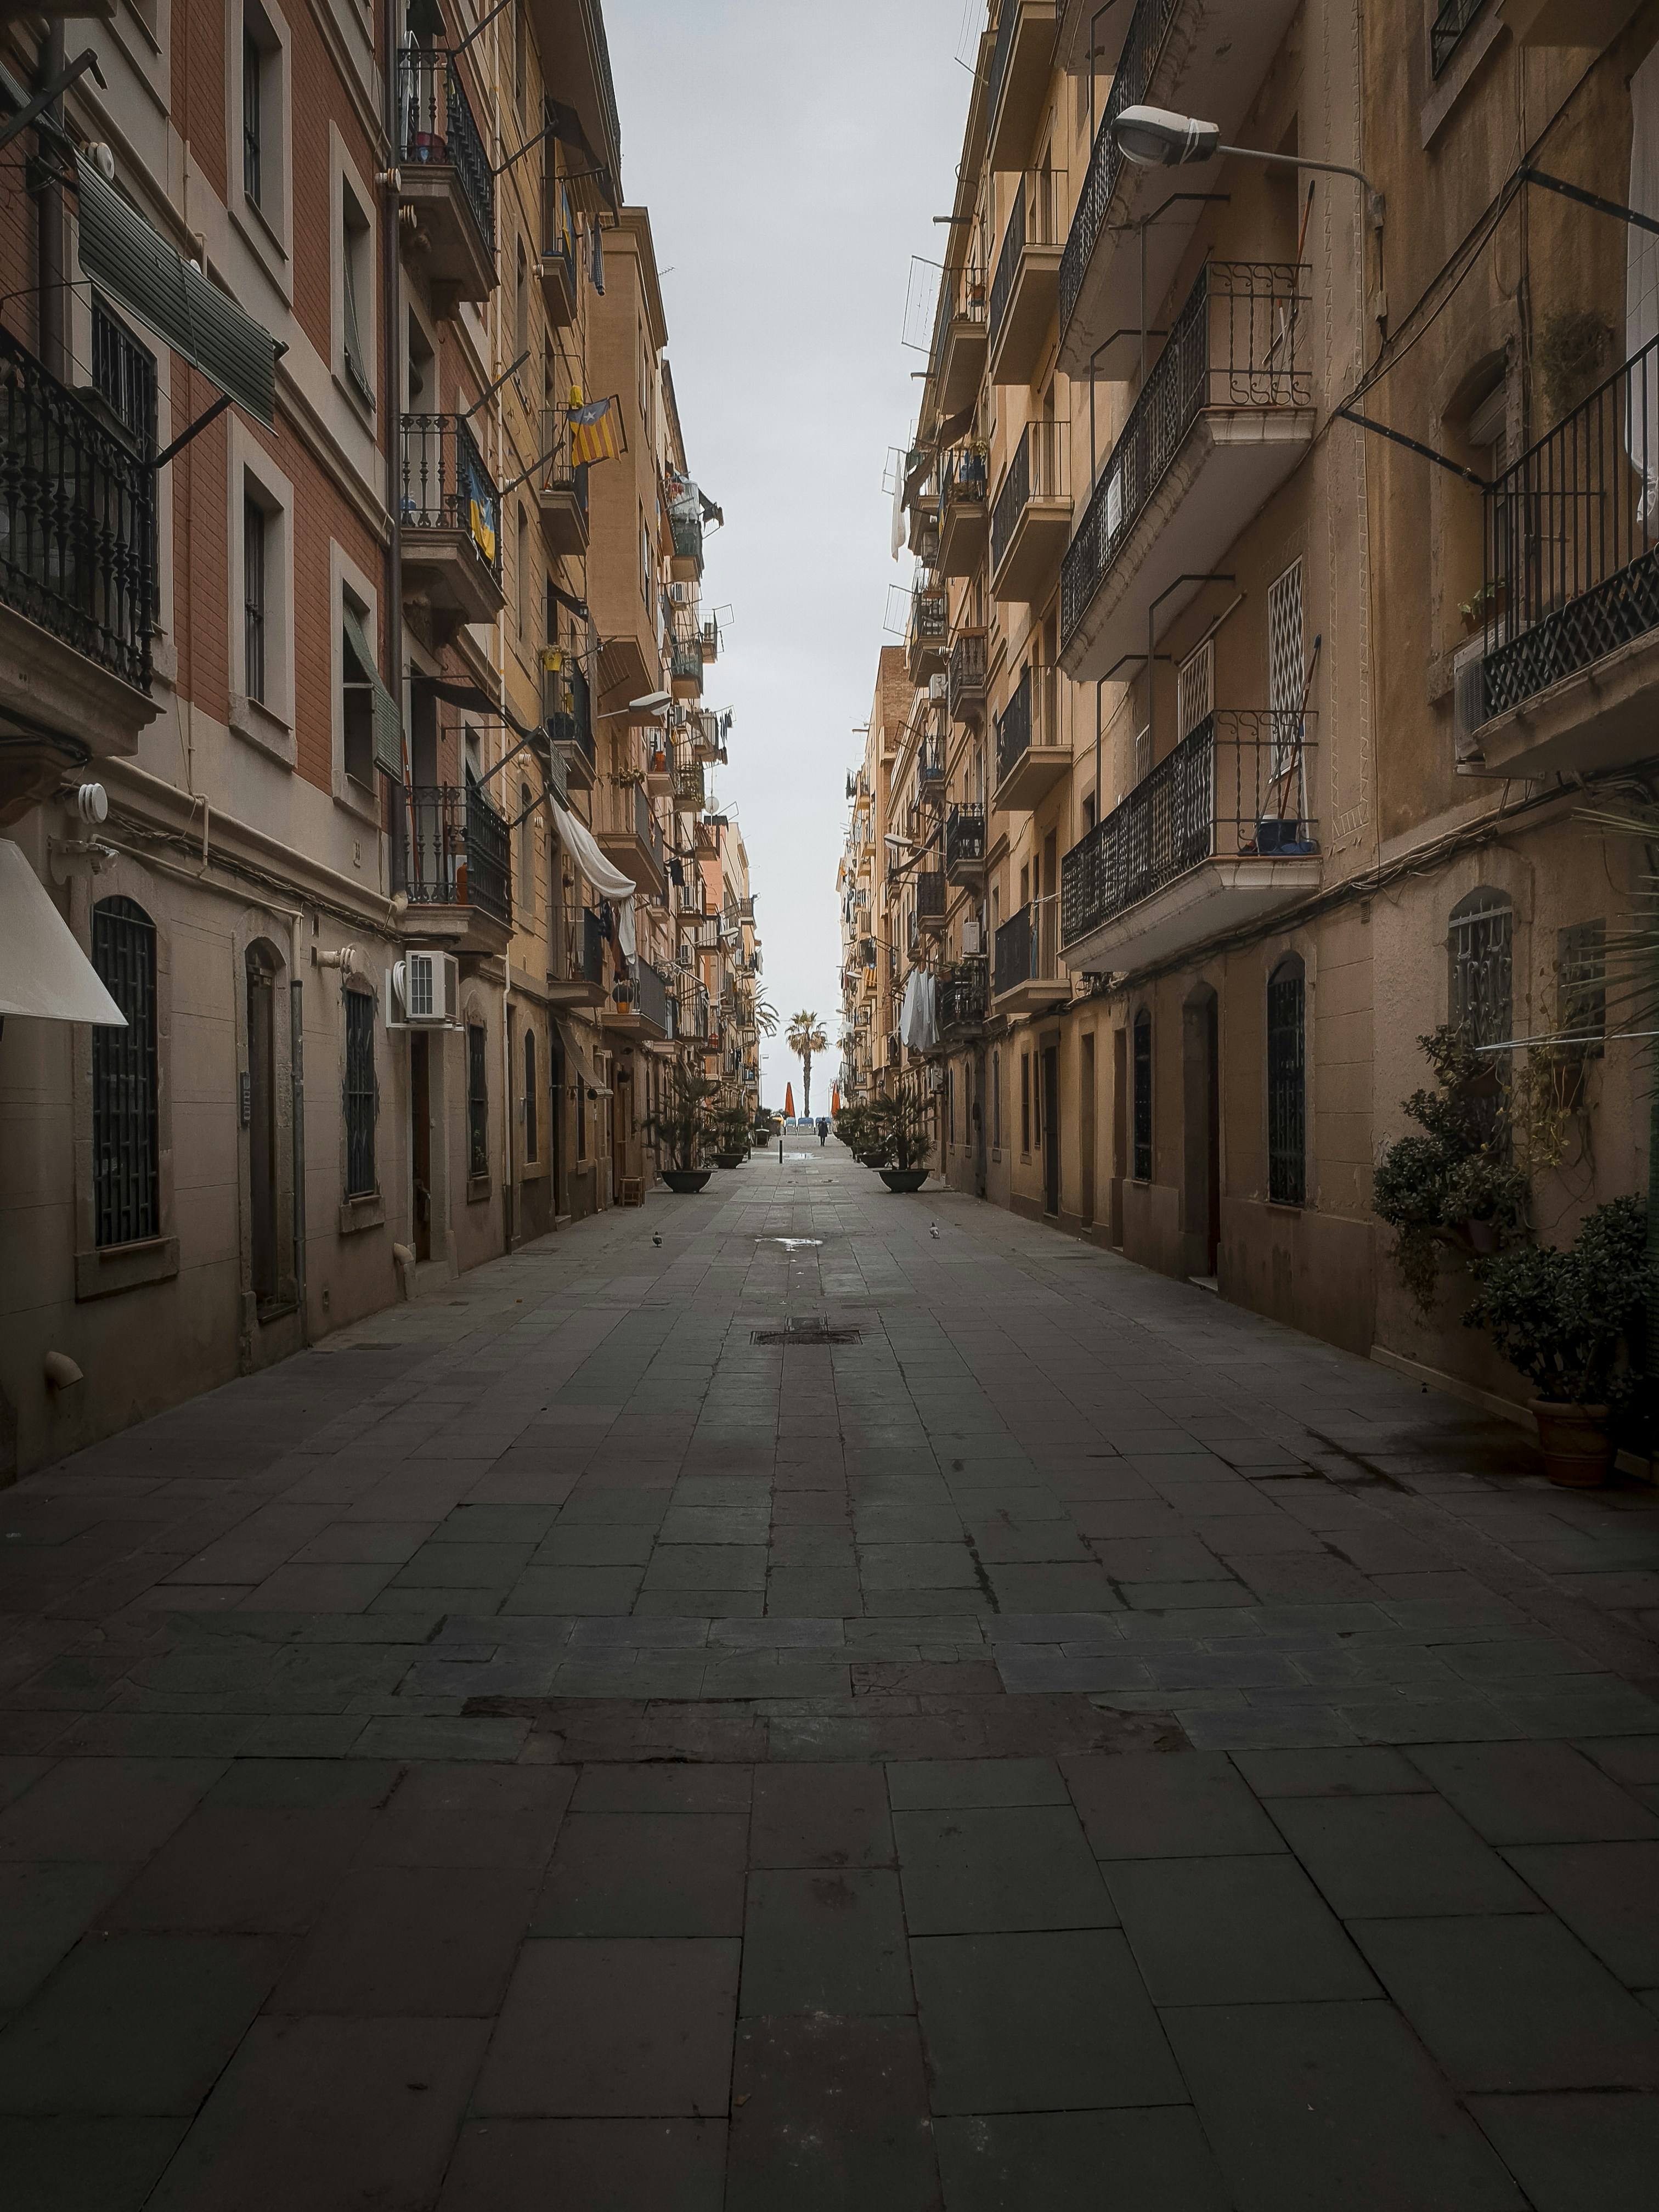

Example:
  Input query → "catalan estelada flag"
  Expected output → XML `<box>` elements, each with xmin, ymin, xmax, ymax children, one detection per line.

<box><xmin>569</xmin><ymin>394</ymin><xmax>622</xmax><ymax>466</ymax></box>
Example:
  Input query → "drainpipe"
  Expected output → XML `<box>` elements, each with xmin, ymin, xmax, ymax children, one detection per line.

<box><xmin>37</xmin><ymin>22</ymin><xmax>65</xmax><ymax>380</ymax></box>
<box><xmin>381</xmin><ymin>0</ymin><xmax>408</xmax><ymax>1269</ymax></box>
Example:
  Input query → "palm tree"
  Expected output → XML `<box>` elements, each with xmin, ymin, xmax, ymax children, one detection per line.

<box><xmin>786</xmin><ymin>1009</ymin><xmax>828</xmax><ymax>1119</ymax></box>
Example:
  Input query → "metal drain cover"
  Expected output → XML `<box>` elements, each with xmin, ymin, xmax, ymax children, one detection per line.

<box><xmin>751</xmin><ymin>1319</ymin><xmax>861</xmax><ymax>1347</ymax></box>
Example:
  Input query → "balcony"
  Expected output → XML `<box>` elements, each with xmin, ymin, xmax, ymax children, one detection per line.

<box><xmin>918</xmin><ymin>735</ymin><xmax>946</xmax><ymax>799</ymax></box>
<box><xmin>595</xmin><ymin>776</ymin><xmax>667</xmax><ymax>898</ymax></box>
<box><xmin>993</xmin><ymin>898</ymin><xmax>1065</xmax><ymax>1015</ymax></box>
<box><xmin>945</xmin><ymin>803</ymin><xmax>986</xmax><ymax>883</ymax></box>
<box><xmin>399</xmin><ymin>414</ymin><xmax>504</xmax><ymax>629</ymax></box>
<box><xmin>671</xmin><ymin>636</ymin><xmax>704</xmax><ymax>699</ymax></box>
<box><xmin>993</xmin><ymin>663</ymin><xmax>1070</xmax><ymax>811</ymax></box>
<box><xmin>1061</xmin><ymin>709</ymin><xmax>1319</xmax><ymax>973</ymax></box>
<box><xmin>547</xmin><ymin>661</ymin><xmax>596</xmax><ymax>792</ymax></box>
<box><xmin>989</xmin><ymin>171</ymin><xmax>1064</xmax><ymax>390</ymax></box>
<box><xmin>1060</xmin><ymin>261</ymin><xmax>1313</xmax><ymax>682</ymax></box>
<box><xmin>669</xmin><ymin>507</ymin><xmax>703</xmax><ymax>583</ymax></box>
<box><xmin>939</xmin><ymin>447</ymin><xmax>989</xmax><ymax>577</ymax></box>
<box><xmin>986</xmin><ymin>1</ymin><xmax>1058</xmax><ymax>173</ymax></box>
<box><xmin>0</xmin><ymin>326</ymin><xmax>159</xmax><ymax>766</ymax></box>
<box><xmin>1057</xmin><ymin>0</ymin><xmax>1301</xmax><ymax>379</ymax></box>
<box><xmin>939</xmin><ymin>957</ymin><xmax>989</xmax><ymax>1036</ymax></box>
<box><xmin>644</xmin><ymin>738</ymin><xmax>673</xmax><ymax>797</ymax></box>
<box><xmin>907</xmin><ymin>586</ymin><xmax>949</xmax><ymax>684</ymax></box>
<box><xmin>540</xmin><ymin>172</ymin><xmax>578</xmax><ymax>328</ymax></box>
<box><xmin>990</xmin><ymin>419</ymin><xmax>1071</xmax><ymax>603</ymax></box>
<box><xmin>932</xmin><ymin>263</ymin><xmax>989</xmax><ymax>417</ymax></box>
<box><xmin>949</xmin><ymin>627</ymin><xmax>988</xmax><ymax>723</ymax></box>
<box><xmin>915</xmin><ymin>869</ymin><xmax>947</xmax><ymax>938</ymax></box>
<box><xmin>396</xmin><ymin>44</ymin><xmax>495</xmax><ymax>312</ymax></box>
<box><xmin>390</xmin><ymin>782</ymin><xmax>511</xmax><ymax>953</ymax></box>
<box><xmin>1464</xmin><ymin>330</ymin><xmax>1659</xmax><ymax>782</ymax></box>
<box><xmin>673</xmin><ymin>753</ymin><xmax>707</xmax><ymax>814</ymax></box>
<box><xmin>549</xmin><ymin>905</ymin><xmax>609</xmax><ymax>1009</ymax></box>
<box><xmin>619</xmin><ymin>960</ymin><xmax>673</xmax><ymax>1041</ymax></box>
<box><xmin>537</xmin><ymin>409</ymin><xmax>589</xmax><ymax>558</ymax></box>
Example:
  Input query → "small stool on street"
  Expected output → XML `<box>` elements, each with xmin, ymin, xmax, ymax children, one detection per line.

<box><xmin>618</xmin><ymin>1176</ymin><xmax>645</xmax><ymax>1207</ymax></box>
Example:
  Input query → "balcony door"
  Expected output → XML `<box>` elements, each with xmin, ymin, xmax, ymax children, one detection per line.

<box><xmin>1042</xmin><ymin>1042</ymin><xmax>1060</xmax><ymax>1217</ymax></box>
<box><xmin>410</xmin><ymin>1029</ymin><xmax>432</xmax><ymax>1263</ymax></box>
<box><xmin>1182</xmin><ymin>987</ymin><xmax>1221</xmax><ymax>1282</ymax></box>
<box><xmin>246</xmin><ymin>946</ymin><xmax>279</xmax><ymax>1308</ymax></box>
<box><xmin>1080</xmin><ymin>1032</ymin><xmax>1096</xmax><ymax>1229</ymax></box>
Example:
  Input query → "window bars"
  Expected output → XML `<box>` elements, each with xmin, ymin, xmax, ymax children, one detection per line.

<box><xmin>92</xmin><ymin>897</ymin><xmax>159</xmax><ymax>1246</ymax></box>
<box><xmin>1267</xmin><ymin>958</ymin><xmax>1306</xmax><ymax>1206</ymax></box>
<box><xmin>343</xmin><ymin>988</ymin><xmax>377</xmax><ymax>1198</ymax></box>
<box><xmin>467</xmin><ymin>1022</ymin><xmax>488</xmax><ymax>1178</ymax></box>
<box><xmin>1132</xmin><ymin>1009</ymin><xmax>1153</xmax><ymax>1182</ymax></box>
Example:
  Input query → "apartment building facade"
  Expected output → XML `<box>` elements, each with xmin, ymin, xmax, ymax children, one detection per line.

<box><xmin>853</xmin><ymin>0</ymin><xmax>1657</xmax><ymax>1425</ymax></box>
<box><xmin>0</xmin><ymin>0</ymin><xmax>744</xmax><ymax>1480</ymax></box>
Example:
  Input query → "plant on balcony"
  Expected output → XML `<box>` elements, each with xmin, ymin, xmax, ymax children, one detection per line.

<box><xmin>1372</xmin><ymin>1027</ymin><xmax>1529</xmax><ymax>1310</ymax></box>
<box><xmin>646</xmin><ymin>1053</ymin><xmax>720</xmax><ymax>1186</ymax></box>
<box><xmin>1463</xmin><ymin>1198</ymin><xmax>1654</xmax><ymax>1485</ymax></box>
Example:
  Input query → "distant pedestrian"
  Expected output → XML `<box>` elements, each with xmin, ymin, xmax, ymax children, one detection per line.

<box><xmin>817</xmin><ymin>1116</ymin><xmax>828</xmax><ymax>1146</ymax></box>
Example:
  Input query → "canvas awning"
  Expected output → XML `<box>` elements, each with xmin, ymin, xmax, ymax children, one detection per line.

<box><xmin>555</xmin><ymin>1015</ymin><xmax>610</xmax><ymax>1096</ymax></box>
<box><xmin>76</xmin><ymin>159</ymin><xmax>277</xmax><ymax>428</ymax></box>
<box><xmin>550</xmin><ymin>794</ymin><xmax>635</xmax><ymax>960</ymax></box>
<box><xmin>0</xmin><ymin>840</ymin><xmax>126</xmax><ymax>1024</ymax></box>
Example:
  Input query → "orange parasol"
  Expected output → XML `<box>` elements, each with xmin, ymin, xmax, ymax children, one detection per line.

<box><xmin>783</xmin><ymin>1082</ymin><xmax>795</xmax><ymax>1118</ymax></box>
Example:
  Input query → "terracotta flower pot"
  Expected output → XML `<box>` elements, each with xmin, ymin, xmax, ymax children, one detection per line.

<box><xmin>662</xmin><ymin>1169</ymin><xmax>713</xmax><ymax>1194</ymax></box>
<box><xmin>1530</xmin><ymin>1400</ymin><xmax>1615</xmax><ymax>1488</ymax></box>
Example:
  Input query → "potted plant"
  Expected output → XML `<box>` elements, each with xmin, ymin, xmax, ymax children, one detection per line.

<box><xmin>647</xmin><ymin>1054</ymin><xmax>719</xmax><ymax>1193</ymax></box>
<box><xmin>1373</xmin><ymin>1027</ymin><xmax>1529</xmax><ymax>1308</ymax></box>
<box><xmin>1463</xmin><ymin>1197</ymin><xmax>1654</xmax><ymax>1486</ymax></box>
<box><xmin>872</xmin><ymin>1087</ymin><xmax>934</xmax><ymax>1192</ymax></box>
<box><xmin>832</xmin><ymin>1102</ymin><xmax>873</xmax><ymax>1160</ymax></box>
<box><xmin>710</xmin><ymin>1102</ymin><xmax>752</xmax><ymax>1169</ymax></box>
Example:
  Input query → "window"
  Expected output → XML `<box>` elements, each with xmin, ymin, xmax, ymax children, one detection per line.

<box><xmin>1449</xmin><ymin>889</ymin><xmax>1513</xmax><ymax>1049</ymax></box>
<box><xmin>515</xmin><ymin>237</ymin><xmax>529</xmax><ymax>362</ymax></box>
<box><xmin>518</xmin><ymin>781</ymin><xmax>534</xmax><ymax>919</ymax></box>
<box><xmin>992</xmin><ymin>1048</ymin><xmax>1002</xmax><ymax>1149</ymax></box>
<box><xmin>1267</xmin><ymin>957</ymin><xmax>1306</xmax><ymax>1206</ymax></box>
<box><xmin>524</xmin><ymin>1028</ymin><xmax>538</xmax><ymax>1161</ymax></box>
<box><xmin>343</xmin><ymin>986</ymin><xmax>376</xmax><ymax>1196</ymax></box>
<box><xmin>1558</xmin><ymin>922</ymin><xmax>1606</xmax><ymax>1056</ymax></box>
<box><xmin>243</xmin><ymin>23</ymin><xmax>263</xmax><ymax>203</ymax></box>
<box><xmin>1020</xmin><ymin>1051</ymin><xmax>1031</xmax><ymax>1154</ymax></box>
<box><xmin>342</xmin><ymin>193</ymin><xmax>372</xmax><ymax>407</ymax></box>
<box><xmin>92</xmin><ymin>896</ymin><xmax>159</xmax><ymax>1246</ymax></box>
<box><xmin>1132</xmin><ymin>1008</ymin><xmax>1152</xmax><ymax>1181</ymax></box>
<box><xmin>517</xmin><ymin>503</ymin><xmax>530</xmax><ymax>644</ymax></box>
<box><xmin>467</xmin><ymin>1022</ymin><xmax>489</xmax><ymax>1177</ymax></box>
<box><xmin>1268</xmin><ymin>558</ymin><xmax>1305</xmax><ymax>775</ymax></box>
<box><xmin>947</xmin><ymin>1065</ymin><xmax>955</xmax><ymax>1146</ymax></box>
<box><xmin>244</xmin><ymin>493</ymin><xmax>267</xmax><ymax>704</ymax></box>
<box><xmin>341</xmin><ymin>597</ymin><xmax>375</xmax><ymax>786</ymax></box>
<box><xmin>1177</xmin><ymin>638</ymin><xmax>1213</xmax><ymax>740</ymax></box>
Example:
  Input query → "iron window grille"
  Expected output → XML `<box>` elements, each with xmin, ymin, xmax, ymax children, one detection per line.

<box><xmin>1431</xmin><ymin>0</ymin><xmax>1486</xmax><ymax>78</ymax></box>
<box><xmin>244</xmin><ymin>494</ymin><xmax>266</xmax><ymax>704</ymax></box>
<box><xmin>1267</xmin><ymin>958</ymin><xmax>1306</xmax><ymax>1206</ymax></box>
<box><xmin>1449</xmin><ymin>890</ymin><xmax>1513</xmax><ymax>1050</ymax></box>
<box><xmin>1557</xmin><ymin>921</ymin><xmax>1606</xmax><ymax>1056</ymax></box>
<box><xmin>92</xmin><ymin>896</ymin><xmax>159</xmax><ymax>1246</ymax></box>
<box><xmin>1132</xmin><ymin>1009</ymin><xmax>1153</xmax><ymax>1182</ymax></box>
<box><xmin>343</xmin><ymin>988</ymin><xmax>377</xmax><ymax>1197</ymax></box>
<box><xmin>242</xmin><ymin>26</ymin><xmax>262</xmax><ymax>204</ymax></box>
<box><xmin>467</xmin><ymin>1022</ymin><xmax>489</xmax><ymax>1177</ymax></box>
<box><xmin>524</xmin><ymin>1028</ymin><xmax>538</xmax><ymax>1161</ymax></box>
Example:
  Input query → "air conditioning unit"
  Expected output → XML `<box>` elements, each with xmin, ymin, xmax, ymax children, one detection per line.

<box><xmin>1452</xmin><ymin>635</ymin><xmax>1488</xmax><ymax>764</ymax></box>
<box><xmin>961</xmin><ymin>919</ymin><xmax>982</xmax><ymax>954</ymax></box>
<box><xmin>389</xmin><ymin>950</ymin><xmax>460</xmax><ymax>1028</ymax></box>
<box><xmin>670</xmin><ymin>581</ymin><xmax>692</xmax><ymax>606</ymax></box>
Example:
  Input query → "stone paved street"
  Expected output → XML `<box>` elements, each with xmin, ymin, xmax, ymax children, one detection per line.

<box><xmin>4</xmin><ymin>1142</ymin><xmax>1659</xmax><ymax>2208</ymax></box>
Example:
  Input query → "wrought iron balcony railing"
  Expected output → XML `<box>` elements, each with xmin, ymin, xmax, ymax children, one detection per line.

<box><xmin>915</xmin><ymin>870</ymin><xmax>946</xmax><ymax>921</ymax></box>
<box><xmin>672</xmin><ymin>636</ymin><xmax>704</xmax><ymax>687</ymax></box>
<box><xmin>390</xmin><ymin>781</ymin><xmax>511</xmax><ymax>927</ymax></box>
<box><xmin>1060</xmin><ymin>709</ymin><xmax>1318</xmax><ymax>951</ymax></box>
<box><xmin>396</xmin><ymin>44</ymin><xmax>494</xmax><ymax>251</ymax></box>
<box><xmin>939</xmin><ymin>957</ymin><xmax>989</xmax><ymax>1031</ymax></box>
<box><xmin>1061</xmin><ymin>261</ymin><xmax>1311</xmax><ymax>647</ymax></box>
<box><xmin>940</xmin><ymin>443</ymin><xmax>989</xmax><ymax>514</ymax></box>
<box><xmin>1059</xmin><ymin>0</ymin><xmax>1180</xmax><ymax>340</ymax></box>
<box><xmin>399</xmin><ymin>412</ymin><xmax>502</xmax><ymax>585</ymax></box>
<box><xmin>946</xmin><ymin>803</ymin><xmax>986</xmax><ymax>871</ymax></box>
<box><xmin>572</xmin><ymin>905</ymin><xmax>605</xmax><ymax>986</ymax></box>
<box><xmin>930</xmin><ymin>263</ymin><xmax>989</xmax><ymax>379</ymax></box>
<box><xmin>0</xmin><ymin>326</ymin><xmax>154</xmax><ymax>692</ymax></box>
<box><xmin>990</xmin><ymin>170</ymin><xmax>1064</xmax><ymax>346</ymax></box>
<box><xmin>994</xmin><ymin>899</ymin><xmax>1060</xmax><ymax>996</ymax></box>
<box><xmin>994</xmin><ymin>663</ymin><xmax>1061</xmax><ymax>786</ymax></box>
<box><xmin>991</xmin><ymin>418</ymin><xmax>1068</xmax><ymax>577</ymax></box>
<box><xmin>911</xmin><ymin>586</ymin><xmax>948</xmax><ymax>652</ymax></box>
<box><xmin>538</xmin><ymin>407</ymin><xmax>589</xmax><ymax>507</ymax></box>
<box><xmin>918</xmin><ymin>738</ymin><xmax>946</xmax><ymax>788</ymax></box>
<box><xmin>949</xmin><ymin>627</ymin><xmax>987</xmax><ymax>716</ymax></box>
<box><xmin>634</xmin><ymin>960</ymin><xmax>670</xmax><ymax>1031</ymax></box>
<box><xmin>1481</xmin><ymin>329</ymin><xmax>1659</xmax><ymax>721</ymax></box>
<box><xmin>546</xmin><ymin>661</ymin><xmax>595</xmax><ymax>768</ymax></box>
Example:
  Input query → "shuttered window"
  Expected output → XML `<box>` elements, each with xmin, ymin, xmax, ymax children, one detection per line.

<box><xmin>92</xmin><ymin>896</ymin><xmax>159</xmax><ymax>1247</ymax></box>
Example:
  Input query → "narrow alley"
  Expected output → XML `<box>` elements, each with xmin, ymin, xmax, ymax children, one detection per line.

<box><xmin>2</xmin><ymin>1144</ymin><xmax>1657</xmax><ymax>2209</ymax></box>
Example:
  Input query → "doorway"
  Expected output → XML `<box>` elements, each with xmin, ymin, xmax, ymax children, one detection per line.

<box><xmin>1042</xmin><ymin>1042</ymin><xmax>1060</xmax><ymax>1216</ymax></box>
<box><xmin>1080</xmin><ymin>1032</ymin><xmax>1096</xmax><ymax>1228</ymax></box>
<box><xmin>411</xmin><ymin>1030</ymin><xmax>432</xmax><ymax>1262</ymax></box>
<box><xmin>613</xmin><ymin>1063</ymin><xmax>632</xmax><ymax>1192</ymax></box>
<box><xmin>1110</xmin><ymin>1027</ymin><xmax>1126</xmax><ymax>1246</ymax></box>
<box><xmin>973</xmin><ymin>1049</ymin><xmax>987</xmax><ymax>1199</ymax></box>
<box><xmin>246</xmin><ymin>947</ymin><xmax>278</xmax><ymax>1307</ymax></box>
<box><xmin>1182</xmin><ymin>988</ymin><xmax>1221</xmax><ymax>1279</ymax></box>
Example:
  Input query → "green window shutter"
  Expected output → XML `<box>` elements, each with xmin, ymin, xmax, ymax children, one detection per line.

<box><xmin>341</xmin><ymin>601</ymin><xmax>403</xmax><ymax>777</ymax></box>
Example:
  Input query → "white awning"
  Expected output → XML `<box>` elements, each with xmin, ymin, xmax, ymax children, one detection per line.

<box><xmin>550</xmin><ymin>795</ymin><xmax>636</xmax><ymax>960</ymax></box>
<box><xmin>0</xmin><ymin>842</ymin><xmax>125</xmax><ymax>1025</ymax></box>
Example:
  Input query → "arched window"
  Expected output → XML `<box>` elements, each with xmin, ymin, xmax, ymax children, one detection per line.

<box><xmin>1449</xmin><ymin>888</ymin><xmax>1513</xmax><ymax>1049</ymax></box>
<box><xmin>1132</xmin><ymin>1008</ymin><xmax>1152</xmax><ymax>1181</ymax></box>
<box><xmin>92</xmin><ymin>895</ymin><xmax>159</xmax><ymax>1246</ymax></box>
<box><xmin>1267</xmin><ymin>956</ymin><xmax>1306</xmax><ymax>1207</ymax></box>
<box><xmin>524</xmin><ymin>1026</ymin><xmax>538</xmax><ymax>1163</ymax></box>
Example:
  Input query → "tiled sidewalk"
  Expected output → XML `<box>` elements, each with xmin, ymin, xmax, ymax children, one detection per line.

<box><xmin>2</xmin><ymin>1143</ymin><xmax>1657</xmax><ymax>2207</ymax></box>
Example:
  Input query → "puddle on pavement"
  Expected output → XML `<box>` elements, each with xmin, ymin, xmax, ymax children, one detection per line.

<box><xmin>763</xmin><ymin>1238</ymin><xmax>823</xmax><ymax>1249</ymax></box>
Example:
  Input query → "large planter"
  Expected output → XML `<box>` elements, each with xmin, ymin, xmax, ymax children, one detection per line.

<box><xmin>662</xmin><ymin>1169</ymin><xmax>713</xmax><ymax>1195</ymax></box>
<box><xmin>713</xmin><ymin>1153</ymin><xmax>747</xmax><ymax>1170</ymax></box>
<box><xmin>858</xmin><ymin>1150</ymin><xmax>889</xmax><ymax>1169</ymax></box>
<box><xmin>879</xmin><ymin>1168</ymin><xmax>929</xmax><ymax>1193</ymax></box>
<box><xmin>1530</xmin><ymin>1399</ymin><xmax>1616</xmax><ymax>1488</ymax></box>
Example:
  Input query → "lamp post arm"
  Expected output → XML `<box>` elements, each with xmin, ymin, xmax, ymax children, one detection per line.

<box><xmin>1217</xmin><ymin>143</ymin><xmax>1384</xmax><ymax>229</ymax></box>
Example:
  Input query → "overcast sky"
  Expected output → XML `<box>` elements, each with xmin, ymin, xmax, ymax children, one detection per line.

<box><xmin>605</xmin><ymin>0</ymin><xmax>975</xmax><ymax>1111</ymax></box>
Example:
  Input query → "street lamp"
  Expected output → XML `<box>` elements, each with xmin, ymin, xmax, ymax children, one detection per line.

<box><xmin>1112</xmin><ymin>104</ymin><xmax>1384</xmax><ymax>230</ymax></box>
<box><xmin>596</xmin><ymin>689</ymin><xmax>673</xmax><ymax>723</ymax></box>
